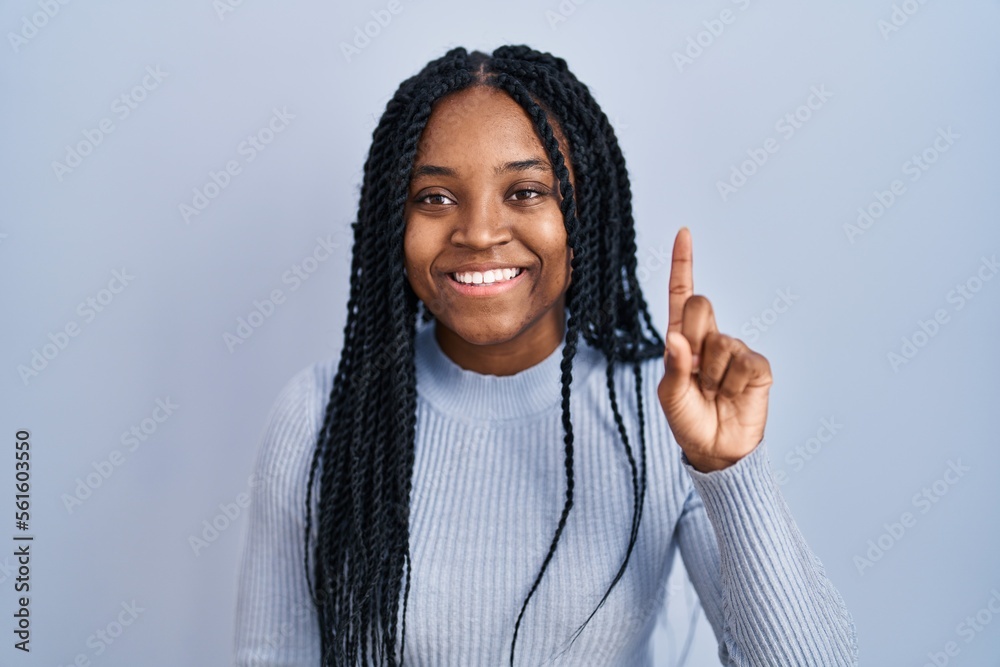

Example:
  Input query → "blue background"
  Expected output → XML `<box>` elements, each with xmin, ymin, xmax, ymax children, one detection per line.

<box><xmin>2</xmin><ymin>1</ymin><xmax>998</xmax><ymax>665</ymax></box>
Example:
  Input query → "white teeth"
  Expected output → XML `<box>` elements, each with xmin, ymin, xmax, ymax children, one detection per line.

<box><xmin>452</xmin><ymin>268</ymin><xmax>521</xmax><ymax>285</ymax></box>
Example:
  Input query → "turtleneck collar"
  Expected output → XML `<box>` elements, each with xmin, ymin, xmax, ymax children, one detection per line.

<box><xmin>413</xmin><ymin>311</ymin><xmax>604</xmax><ymax>424</ymax></box>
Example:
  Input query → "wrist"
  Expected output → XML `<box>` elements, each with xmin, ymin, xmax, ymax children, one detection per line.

<box><xmin>682</xmin><ymin>450</ymin><xmax>741</xmax><ymax>473</ymax></box>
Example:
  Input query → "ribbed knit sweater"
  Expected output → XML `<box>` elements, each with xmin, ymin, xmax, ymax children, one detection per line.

<box><xmin>234</xmin><ymin>320</ymin><xmax>858</xmax><ymax>666</ymax></box>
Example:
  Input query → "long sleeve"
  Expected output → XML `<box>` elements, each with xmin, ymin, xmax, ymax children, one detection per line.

<box><xmin>675</xmin><ymin>438</ymin><xmax>858</xmax><ymax>666</ymax></box>
<box><xmin>233</xmin><ymin>365</ymin><xmax>324</xmax><ymax>666</ymax></box>
<box><xmin>233</xmin><ymin>325</ymin><xmax>859</xmax><ymax>665</ymax></box>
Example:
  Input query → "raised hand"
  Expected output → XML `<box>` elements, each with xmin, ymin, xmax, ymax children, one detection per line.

<box><xmin>657</xmin><ymin>227</ymin><xmax>773</xmax><ymax>473</ymax></box>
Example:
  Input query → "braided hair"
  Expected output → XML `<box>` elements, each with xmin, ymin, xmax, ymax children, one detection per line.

<box><xmin>304</xmin><ymin>44</ymin><xmax>666</xmax><ymax>666</ymax></box>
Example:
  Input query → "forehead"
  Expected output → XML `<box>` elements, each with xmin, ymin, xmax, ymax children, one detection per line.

<box><xmin>415</xmin><ymin>86</ymin><xmax>545</xmax><ymax>163</ymax></box>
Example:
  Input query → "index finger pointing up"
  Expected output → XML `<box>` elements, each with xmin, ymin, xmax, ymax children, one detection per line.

<box><xmin>667</xmin><ymin>227</ymin><xmax>694</xmax><ymax>336</ymax></box>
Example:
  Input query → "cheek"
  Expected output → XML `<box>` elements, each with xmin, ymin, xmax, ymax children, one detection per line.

<box><xmin>403</xmin><ymin>222</ymin><xmax>435</xmax><ymax>282</ymax></box>
<box><xmin>536</xmin><ymin>224</ymin><xmax>567</xmax><ymax>248</ymax></box>
<box><xmin>535</xmin><ymin>214</ymin><xmax>569</xmax><ymax>279</ymax></box>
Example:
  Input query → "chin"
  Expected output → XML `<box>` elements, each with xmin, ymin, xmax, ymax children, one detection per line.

<box><xmin>443</xmin><ymin>315</ymin><xmax>526</xmax><ymax>347</ymax></box>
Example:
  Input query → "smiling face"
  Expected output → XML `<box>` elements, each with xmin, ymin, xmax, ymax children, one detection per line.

<box><xmin>403</xmin><ymin>85</ymin><xmax>576</xmax><ymax>376</ymax></box>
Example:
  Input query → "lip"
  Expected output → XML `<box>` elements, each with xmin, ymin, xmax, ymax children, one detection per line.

<box><xmin>444</xmin><ymin>267</ymin><xmax>528</xmax><ymax>297</ymax></box>
<box><xmin>446</xmin><ymin>263</ymin><xmax>529</xmax><ymax>274</ymax></box>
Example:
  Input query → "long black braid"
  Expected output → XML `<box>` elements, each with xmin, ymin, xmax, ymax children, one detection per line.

<box><xmin>303</xmin><ymin>44</ymin><xmax>666</xmax><ymax>667</ymax></box>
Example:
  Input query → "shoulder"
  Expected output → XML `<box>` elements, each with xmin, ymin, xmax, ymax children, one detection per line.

<box><xmin>251</xmin><ymin>358</ymin><xmax>338</xmax><ymax>508</ymax></box>
<box><xmin>264</xmin><ymin>359</ymin><xmax>337</xmax><ymax>431</ymax></box>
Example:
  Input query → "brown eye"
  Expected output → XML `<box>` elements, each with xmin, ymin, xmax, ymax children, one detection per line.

<box><xmin>417</xmin><ymin>193</ymin><xmax>456</xmax><ymax>205</ymax></box>
<box><xmin>508</xmin><ymin>188</ymin><xmax>545</xmax><ymax>202</ymax></box>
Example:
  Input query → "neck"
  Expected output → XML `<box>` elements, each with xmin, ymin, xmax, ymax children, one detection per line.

<box><xmin>434</xmin><ymin>305</ymin><xmax>567</xmax><ymax>377</ymax></box>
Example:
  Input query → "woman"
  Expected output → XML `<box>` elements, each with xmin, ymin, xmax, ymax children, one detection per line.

<box><xmin>235</xmin><ymin>45</ymin><xmax>858</xmax><ymax>666</ymax></box>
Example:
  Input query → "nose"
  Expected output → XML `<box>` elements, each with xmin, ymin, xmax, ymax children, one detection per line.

<box><xmin>450</xmin><ymin>197</ymin><xmax>512</xmax><ymax>249</ymax></box>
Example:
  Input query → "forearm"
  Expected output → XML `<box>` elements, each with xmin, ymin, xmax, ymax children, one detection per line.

<box><xmin>682</xmin><ymin>440</ymin><xmax>858</xmax><ymax>666</ymax></box>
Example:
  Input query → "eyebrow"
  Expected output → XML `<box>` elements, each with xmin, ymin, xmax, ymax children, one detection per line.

<box><xmin>496</xmin><ymin>158</ymin><xmax>552</xmax><ymax>176</ymax></box>
<box><xmin>410</xmin><ymin>158</ymin><xmax>552</xmax><ymax>180</ymax></box>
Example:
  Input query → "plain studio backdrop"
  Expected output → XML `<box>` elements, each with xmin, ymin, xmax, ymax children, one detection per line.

<box><xmin>2</xmin><ymin>1</ymin><xmax>999</xmax><ymax>665</ymax></box>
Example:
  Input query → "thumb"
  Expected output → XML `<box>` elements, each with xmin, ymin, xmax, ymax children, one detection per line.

<box><xmin>662</xmin><ymin>331</ymin><xmax>695</xmax><ymax>402</ymax></box>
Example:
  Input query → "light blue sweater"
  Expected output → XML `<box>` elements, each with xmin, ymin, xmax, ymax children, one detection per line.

<box><xmin>234</xmin><ymin>320</ymin><xmax>858</xmax><ymax>666</ymax></box>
